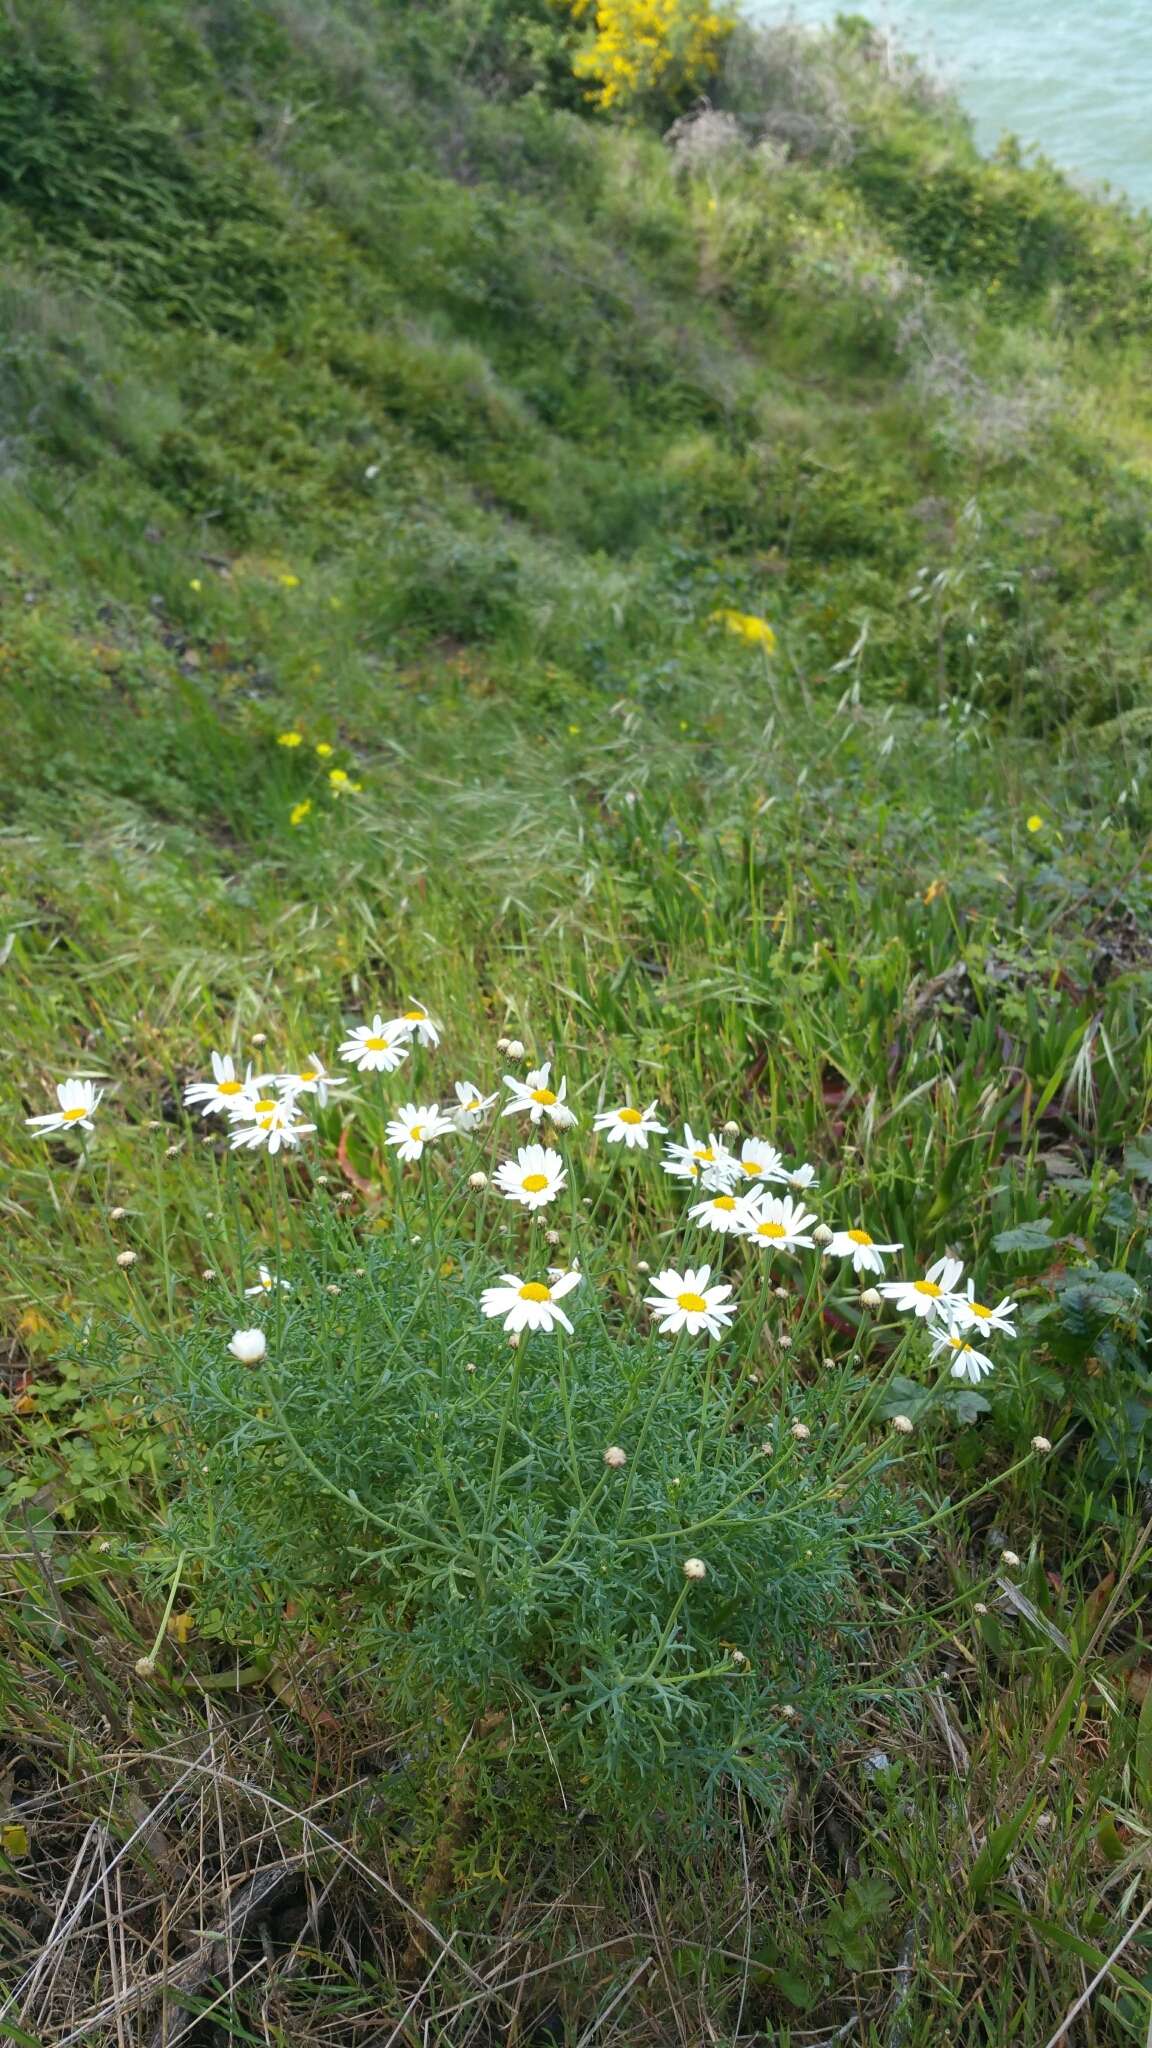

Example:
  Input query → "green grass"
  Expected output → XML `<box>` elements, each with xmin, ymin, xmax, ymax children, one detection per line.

<box><xmin>2</xmin><ymin>1</ymin><xmax>1152</xmax><ymax>2040</ymax></box>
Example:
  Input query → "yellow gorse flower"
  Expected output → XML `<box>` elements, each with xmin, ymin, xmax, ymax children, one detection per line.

<box><xmin>709</xmin><ymin>609</ymin><xmax>777</xmax><ymax>653</ymax></box>
<box><xmin>566</xmin><ymin>0</ymin><xmax>734</xmax><ymax>111</ymax></box>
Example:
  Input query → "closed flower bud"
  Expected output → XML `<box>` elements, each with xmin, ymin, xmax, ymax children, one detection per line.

<box><xmin>116</xmin><ymin>1249</ymin><xmax>137</xmax><ymax>1268</ymax></box>
<box><xmin>891</xmin><ymin>1414</ymin><xmax>914</xmax><ymax>1434</ymax></box>
<box><xmin>508</xmin><ymin>1332</ymin><xmax>520</xmax><ymax>1349</ymax></box>
<box><xmin>251</xmin><ymin>1032</ymin><xmax>267</xmax><ymax>1047</ymax></box>
<box><xmin>202</xmin><ymin>1267</ymin><xmax>216</xmax><ymax>1281</ymax></box>
<box><xmin>813</xmin><ymin>1222</ymin><xmax>833</xmax><ymax>1245</ymax></box>
<box><xmin>506</xmin><ymin>1039</ymin><xmax>525</xmax><ymax>1059</ymax></box>
<box><xmin>860</xmin><ymin>1287</ymin><xmax>882</xmax><ymax>1309</ymax></box>
<box><xmin>779</xmin><ymin>1703</ymin><xmax>797</xmax><ymax>1719</ymax></box>
<box><xmin>723</xmin><ymin>1119</ymin><xmax>740</xmax><ymax>1137</ymax></box>
<box><xmin>109</xmin><ymin>1206</ymin><xmax>127</xmax><ymax>1221</ymax></box>
<box><xmin>228</xmin><ymin>1327</ymin><xmax>267</xmax><ymax>1366</ymax></box>
<box><xmin>637</xmin><ymin>1259</ymin><xmax>650</xmax><ymax>1273</ymax></box>
<box><xmin>326</xmin><ymin>1283</ymin><xmax>341</xmax><ymax>1295</ymax></box>
<box><xmin>134</xmin><ymin>1656</ymin><xmax>156</xmax><ymax>1679</ymax></box>
<box><xmin>165</xmin><ymin>1143</ymin><xmax>181</xmax><ymax>1158</ymax></box>
<box><xmin>336</xmin><ymin>1190</ymin><xmax>354</xmax><ymax>1203</ymax></box>
<box><xmin>469</xmin><ymin>1171</ymin><xmax>488</xmax><ymax>1189</ymax></box>
<box><xmin>545</xmin><ymin>1228</ymin><xmax>561</xmax><ymax>1246</ymax></box>
<box><xmin>496</xmin><ymin>1037</ymin><xmax>511</xmax><ymax>1052</ymax></box>
<box><xmin>1000</xmin><ymin>1549</ymin><xmax>1021</xmax><ymax>1568</ymax></box>
<box><xmin>1031</xmin><ymin>1435</ymin><xmax>1052</xmax><ymax>1454</ymax></box>
<box><xmin>603</xmin><ymin>1445</ymin><xmax>627</xmax><ymax>1469</ymax></box>
<box><xmin>778</xmin><ymin>1333</ymin><xmax>793</xmax><ymax>1350</ymax></box>
<box><xmin>730</xmin><ymin>1647</ymin><xmax>748</xmax><ymax>1665</ymax></box>
<box><xmin>682</xmin><ymin>1556</ymin><xmax>707</xmax><ymax>1581</ymax></box>
<box><xmin>973</xmin><ymin>1602</ymin><xmax>989</xmax><ymax>1616</ymax></box>
<box><xmin>790</xmin><ymin>1421</ymin><xmax>810</xmax><ymax>1441</ymax></box>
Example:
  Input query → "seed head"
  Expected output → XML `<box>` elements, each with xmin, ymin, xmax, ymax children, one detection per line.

<box><xmin>336</xmin><ymin>1190</ymin><xmax>354</xmax><ymax>1203</ymax></box>
<box><xmin>1031</xmin><ymin>1435</ymin><xmax>1052</xmax><ymax>1455</ymax></box>
<box><xmin>116</xmin><ymin>1249</ymin><xmax>137</xmax><ymax>1268</ymax></box>
<box><xmin>603</xmin><ymin>1445</ymin><xmax>627</xmax><ymax>1469</ymax></box>
<box><xmin>545</xmin><ymin>1228</ymin><xmax>561</xmax><ymax>1246</ymax></box>
<box><xmin>1000</xmin><ymin>1549</ymin><xmax>1021</xmax><ymax>1569</ymax></box>
<box><xmin>891</xmin><ymin>1414</ymin><xmax>914</xmax><ymax>1435</ymax></box>
<box><xmin>790</xmin><ymin>1421</ymin><xmax>810</xmax><ymax>1442</ymax></box>
<box><xmin>683</xmin><ymin>1556</ymin><xmax>707</xmax><ymax>1581</ymax></box>
<box><xmin>973</xmin><ymin>1602</ymin><xmax>989</xmax><ymax>1616</ymax></box>
<box><xmin>813</xmin><ymin>1222</ymin><xmax>833</xmax><ymax>1245</ymax></box>
<box><xmin>134</xmin><ymin>1656</ymin><xmax>156</xmax><ymax>1680</ymax></box>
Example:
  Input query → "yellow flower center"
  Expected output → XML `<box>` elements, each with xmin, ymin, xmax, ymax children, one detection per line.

<box><xmin>677</xmin><ymin>1291</ymin><xmax>708</xmax><ymax>1313</ymax></box>
<box><xmin>217</xmin><ymin>1079</ymin><xmax>243</xmax><ymax>1096</ymax></box>
<box><xmin>466</xmin><ymin>1097</ymin><xmax>480</xmax><ymax>1111</ymax></box>
<box><xmin>531</xmin><ymin>1087</ymin><xmax>557</xmax><ymax>1106</ymax></box>
<box><xmin>693</xmin><ymin>1147</ymin><xmax>714</xmax><ymax>1161</ymax></box>
<box><xmin>403</xmin><ymin>1009</ymin><xmax>424</xmax><ymax>1022</ymax></box>
<box><xmin>947</xmin><ymin>1336</ymin><xmax>970</xmax><ymax>1353</ymax></box>
<box><xmin>740</xmin><ymin>1160</ymin><xmax>763</xmax><ymax>1176</ymax></box>
<box><xmin>364</xmin><ymin>1036</ymin><xmax>388</xmax><ymax>1051</ymax></box>
<box><xmin>847</xmin><ymin>1229</ymin><xmax>873</xmax><ymax>1246</ymax></box>
<box><xmin>522</xmin><ymin>1173</ymin><xmax>549</xmax><ymax>1193</ymax></box>
<box><xmin>712</xmin><ymin>1195</ymin><xmax>736</xmax><ymax>1212</ymax></box>
<box><xmin>298</xmin><ymin>1069</ymin><xmax>318</xmax><ymax>1083</ymax></box>
<box><xmin>969</xmin><ymin>1301</ymin><xmax>991</xmax><ymax>1320</ymax></box>
<box><xmin>409</xmin><ymin>1124</ymin><xmax>424</xmax><ymax>1142</ymax></box>
<box><xmin>757</xmin><ymin>1222</ymin><xmax>787</xmax><ymax>1239</ymax></box>
<box><xmin>252</xmin><ymin>1098</ymin><xmax>277</xmax><ymax>1114</ymax></box>
<box><xmin>62</xmin><ymin>1105</ymin><xmax>87</xmax><ymax>1121</ymax></box>
<box><xmin>913</xmin><ymin>1280</ymin><xmax>941</xmax><ymax>1298</ymax></box>
<box><xmin>519</xmin><ymin>1282</ymin><xmax>551</xmax><ymax>1302</ymax></box>
<box><xmin>618</xmin><ymin>1108</ymin><xmax>643</xmax><ymax>1125</ymax></box>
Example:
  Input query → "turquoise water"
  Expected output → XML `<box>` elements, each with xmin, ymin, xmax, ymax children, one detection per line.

<box><xmin>753</xmin><ymin>2</ymin><xmax>1152</xmax><ymax>209</ymax></box>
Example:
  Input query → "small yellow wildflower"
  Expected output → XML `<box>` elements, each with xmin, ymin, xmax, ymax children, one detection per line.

<box><xmin>567</xmin><ymin>723</ymin><xmax>581</xmax><ymax>736</ymax></box>
<box><xmin>278</xmin><ymin>572</ymin><xmax>300</xmax><ymax>589</ymax></box>
<box><xmin>328</xmin><ymin>768</ymin><xmax>363</xmax><ymax>794</ymax></box>
<box><xmin>1026</xmin><ymin>814</ymin><xmax>1044</xmax><ymax>833</ymax></box>
<box><xmin>923</xmin><ymin>878</ymin><xmax>946</xmax><ymax>906</ymax></box>
<box><xmin>188</xmin><ymin>578</ymin><xmax>202</xmax><ymax>592</ymax></box>
<box><xmin>289</xmin><ymin>799</ymin><xmax>312</xmax><ymax>827</ymax></box>
<box><xmin>315</xmin><ymin>742</ymin><xmax>334</xmax><ymax>758</ymax></box>
<box><xmin>277</xmin><ymin>730</ymin><xmax>303</xmax><ymax>748</ymax></box>
<box><xmin>709</xmin><ymin>609</ymin><xmax>777</xmax><ymax>653</ymax></box>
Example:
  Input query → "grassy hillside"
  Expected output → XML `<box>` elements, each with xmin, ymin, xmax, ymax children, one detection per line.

<box><xmin>3</xmin><ymin>2</ymin><xmax>1152</xmax><ymax>2041</ymax></box>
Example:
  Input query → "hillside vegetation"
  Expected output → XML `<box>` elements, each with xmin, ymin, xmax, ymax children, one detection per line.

<box><xmin>3</xmin><ymin>3</ymin><xmax>1152</xmax><ymax>2043</ymax></box>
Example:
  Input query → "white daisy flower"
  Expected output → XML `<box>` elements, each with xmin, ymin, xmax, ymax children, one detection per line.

<box><xmin>338</xmin><ymin>1016</ymin><xmax>409</xmax><ymax>1074</ymax></box>
<box><xmin>687</xmin><ymin>1189</ymin><xmax>745</xmax><ymax>1235</ymax></box>
<box><xmin>230</xmin><ymin>1099</ymin><xmax>316</xmax><ymax>1155</ymax></box>
<box><xmin>244</xmin><ymin>1263</ymin><xmax>293</xmax><ymax>1298</ymax></box>
<box><xmin>452</xmin><ymin>1080</ymin><xmax>498</xmax><ymax>1132</ymax></box>
<box><xmin>728</xmin><ymin>1137</ymin><xmax>788</xmax><ymax>1187</ymax></box>
<box><xmin>823</xmin><ymin>1227</ymin><xmax>903</xmax><ymax>1277</ymax></box>
<box><xmin>932</xmin><ymin>1323</ymin><xmax>996</xmax><ymax>1383</ymax></box>
<box><xmin>501</xmin><ymin>1061</ymin><xmax>578</xmax><ymax>1129</ymax></box>
<box><xmin>645</xmin><ymin>1264</ymin><xmax>735</xmax><ymax>1340</ymax></box>
<box><xmin>661</xmin><ymin>1124</ymin><xmax>733</xmax><ymax>1184</ymax></box>
<box><xmin>592</xmin><ymin>1100</ymin><xmax>666</xmax><ymax>1150</ymax></box>
<box><xmin>392</xmin><ymin>1001</ymin><xmax>441</xmax><ymax>1049</ymax></box>
<box><xmin>275</xmin><ymin>1054</ymin><xmax>345</xmax><ymax>1108</ymax></box>
<box><xmin>880</xmin><ymin>1255</ymin><xmax>965</xmax><ymax>1321</ymax></box>
<box><xmin>951</xmin><ymin>1281</ymin><xmax>1018</xmax><ymax>1339</ymax></box>
<box><xmin>479</xmin><ymin>1267</ymin><xmax>581</xmax><ymax>1335</ymax></box>
<box><xmin>183</xmin><ymin>1053</ymin><xmax>265</xmax><ymax>1119</ymax></box>
<box><xmin>493</xmin><ymin>1143</ymin><xmax>567</xmax><ymax>1210</ymax></box>
<box><xmin>384</xmin><ymin>1102</ymin><xmax>455</xmax><ymax>1162</ymax></box>
<box><xmin>26</xmin><ymin>1077</ymin><xmax>103</xmax><ymax>1136</ymax></box>
<box><xmin>784</xmin><ymin>1161</ymin><xmax>819</xmax><ymax>1191</ymax></box>
<box><xmin>737</xmin><ymin>1191</ymin><xmax>817</xmax><ymax>1254</ymax></box>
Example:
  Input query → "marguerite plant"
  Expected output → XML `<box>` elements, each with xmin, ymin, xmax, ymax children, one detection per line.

<box><xmin>25</xmin><ymin>1077</ymin><xmax>103</xmax><ymax>1136</ymax></box>
<box><xmin>479</xmin><ymin>1267</ymin><xmax>581</xmax><ymax>1334</ymax></box>
<box><xmin>593</xmin><ymin>1101</ymin><xmax>667</xmax><ymax>1149</ymax></box>
<box><xmin>502</xmin><ymin>1060</ymin><xmax>578</xmax><ymax>1128</ymax></box>
<box><xmin>338</xmin><ymin>1016</ymin><xmax>409</xmax><ymax>1073</ymax></box>
<box><xmin>493</xmin><ymin>1144</ymin><xmax>567</xmax><ymax>1210</ymax></box>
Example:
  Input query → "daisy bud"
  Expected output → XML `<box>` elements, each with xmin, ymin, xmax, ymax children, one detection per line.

<box><xmin>165</xmin><ymin>1143</ymin><xmax>181</xmax><ymax>1158</ymax></box>
<box><xmin>147</xmin><ymin>1119</ymin><xmax>164</xmax><ymax>1130</ymax></box>
<box><xmin>315</xmin><ymin>1172</ymin><xmax>330</xmax><ymax>1185</ymax></box>
<box><xmin>682</xmin><ymin>1557</ymin><xmax>707</xmax><ymax>1581</ymax></box>
<box><xmin>778</xmin><ymin>1333</ymin><xmax>793</xmax><ymax>1350</ymax></box>
<box><xmin>336</xmin><ymin>1191</ymin><xmax>354</xmax><ymax>1203</ymax></box>
<box><xmin>637</xmin><ymin>1259</ymin><xmax>650</xmax><ymax>1273</ymax></box>
<box><xmin>973</xmin><ymin>1602</ymin><xmax>989</xmax><ymax>1616</ymax></box>
<box><xmin>790</xmin><ymin>1421</ymin><xmax>810</xmax><ymax>1442</ymax></box>
<box><xmin>109</xmin><ymin>1206</ymin><xmax>127</xmax><ymax>1221</ymax></box>
<box><xmin>603</xmin><ymin>1445</ymin><xmax>627</xmax><ymax>1469</ymax></box>
<box><xmin>326</xmin><ymin>1283</ymin><xmax>341</xmax><ymax>1295</ymax></box>
<box><xmin>116</xmin><ymin>1249</ymin><xmax>137</xmax><ymax>1268</ymax></box>
<box><xmin>545</xmin><ymin>1228</ymin><xmax>561</xmax><ymax>1246</ymax></box>
<box><xmin>202</xmin><ymin>1267</ymin><xmax>216</xmax><ymax>1281</ymax></box>
<box><xmin>469</xmin><ymin>1171</ymin><xmax>488</xmax><ymax>1189</ymax></box>
<box><xmin>251</xmin><ymin>1032</ymin><xmax>267</xmax><ymax>1047</ymax></box>
<box><xmin>773</xmin><ymin>1286</ymin><xmax>789</xmax><ymax>1301</ymax></box>
<box><xmin>134</xmin><ymin>1656</ymin><xmax>156</xmax><ymax>1679</ymax></box>
<box><xmin>506</xmin><ymin>1039</ymin><xmax>525</xmax><ymax>1060</ymax></box>
<box><xmin>730</xmin><ymin>1647</ymin><xmax>748</xmax><ymax>1665</ymax></box>
<box><xmin>496</xmin><ymin>1037</ymin><xmax>511</xmax><ymax>1052</ymax></box>
<box><xmin>779</xmin><ymin>1703</ymin><xmax>797</xmax><ymax>1719</ymax></box>
<box><xmin>1031</xmin><ymin>1435</ymin><xmax>1052</xmax><ymax>1454</ymax></box>
<box><xmin>860</xmin><ymin>1287</ymin><xmax>882</xmax><ymax>1309</ymax></box>
<box><xmin>813</xmin><ymin>1223</ymin><xmax>833</xmax><ymax>1245</ymax></box>
<box><xmin>1000</xmin><ymin>1549</ymin><xmax>1021</xmax><ymax>1569</ymax></box>
<box><xmin>465</xmin><ymin>1360</ymin><xmax>477</xmax><ymax>1373</ymax></box>
<box><xmin>723</xmin><ymin>1120</ymin><xmax>740</xmax><ymax>1137</ymax></box>
<box><xmin>354</xmin><ymin>1267</ymin><xmax>366</xmax><ymax>1276</ymax></box>
<box><xmin>891</xmin><ymin>1414</ymin><xmax>914</xmax><ymax>1435</ymax></box>
<box><xmin>228</xmin><ymin>1328</ymin><xmax>267</xmax><ymax>1366</ymax></box>
<box><xmin>508</xmin><ymin>1332</ymin><xmax>520</xmax><ymax>1349</ymax></box>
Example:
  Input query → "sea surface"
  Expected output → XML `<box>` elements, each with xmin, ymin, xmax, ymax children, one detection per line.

<box><xmin>752</xmin><ymin>1</ymin><xmax>1152</xmax><ymax>209</ymax></box>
